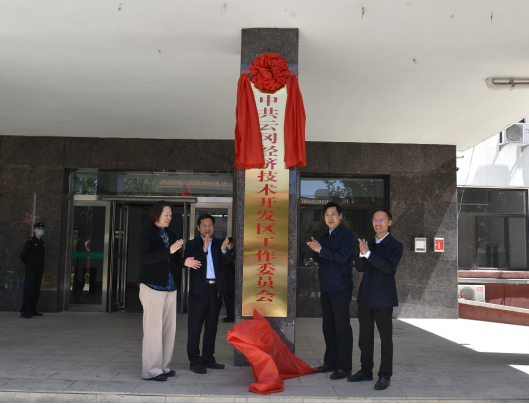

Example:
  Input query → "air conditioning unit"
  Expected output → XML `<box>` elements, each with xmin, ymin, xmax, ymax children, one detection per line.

<box><xmin>458</xmin><ymin>285</ymin><xmax>485</xmax><ymax>302</ymax></box>
<box><xmin>499</xmin><ymin>123</ymin><xmax>529</xmax><ymax>150</ymax></box>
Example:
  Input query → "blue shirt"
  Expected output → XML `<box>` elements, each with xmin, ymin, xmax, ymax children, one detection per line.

<box><xmin>313</xmin><ymin>224</ymin><xmax>356</xmax><ymax>293</ymax></box>
<box><xmin>201</xmin><ymin>236</ymin><xmax>227</xmax><ymax>279</ymax></box>
<box><xmin>144</xmin><ymin>229</ymin><xmax>176</xmax><ymax>292</ymax></box>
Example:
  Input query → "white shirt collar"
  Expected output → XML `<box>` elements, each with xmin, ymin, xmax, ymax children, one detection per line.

<box><xmin>329</xmin><ymin>225</ymin><xmax>339</xmax><ymax>235</ymax></box>
<box><xmin>375</xmin><ymin>232</ymin><xmax>390</xmax><ymax>243</ymax></box>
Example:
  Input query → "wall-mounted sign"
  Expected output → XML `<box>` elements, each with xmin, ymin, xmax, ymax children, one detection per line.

<box><xmin>434</xmin><ymin>238</ymin><xmax>444</xmax><ymax>252</ymax></box>
<box><xmin>415</xmin><ymin>237</ymin><xmax>426</xmax><ymax>253</ymax></box>
<box><xmin>242</xmin><ymin>84</ymin><xmax>289</xmax><ymax>317</ymax></box>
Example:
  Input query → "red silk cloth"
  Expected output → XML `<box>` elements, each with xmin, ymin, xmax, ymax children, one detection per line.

<box><xmin>233</xmin><ymin>66</ymin><xmax>307</xmax><ymax>170</ymax></box>
<box><xmin>227</xmin><ymin>310</ymin><xmax>317</xmax><ymax>395</ymax></box>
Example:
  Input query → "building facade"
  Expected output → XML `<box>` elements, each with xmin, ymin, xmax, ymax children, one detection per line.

<box><xmin>457</xmin><ymin>124</ymin><xmax>529</xmax><ymax>312</ymax></box>
<box><xmin>0</xmin><ymin>135</ymin><xmax>458</xmax><ymax>318</ymax></box>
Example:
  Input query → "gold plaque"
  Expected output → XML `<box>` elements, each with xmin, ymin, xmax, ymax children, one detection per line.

<box><xmin>242</xmin><ymin>84</ymin><xmax>289</xmax><ymax>317</ymax></box>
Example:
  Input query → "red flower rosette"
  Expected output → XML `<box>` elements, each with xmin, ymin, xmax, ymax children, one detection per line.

<box><xmin>249</xmin><ymin>53</ymin><xmax>290</xmax><ymax>93</ymax></box>
<box><xmin>234</xmin><ymin>52</ymin><xmax>306</xmax><ymax>170</ymax></box>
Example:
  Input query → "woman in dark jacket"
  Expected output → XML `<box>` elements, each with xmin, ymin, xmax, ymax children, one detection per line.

<box><xmin>137</xmin><ymin>201</ymin><xmax>201</xmax><ymax>381</ymax></box>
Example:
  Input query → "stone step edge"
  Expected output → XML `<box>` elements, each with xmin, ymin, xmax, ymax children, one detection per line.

<box><xmin>0</xmin><ymin>390</ymin><xmax>528</xmax><ymax>403</ymax></box>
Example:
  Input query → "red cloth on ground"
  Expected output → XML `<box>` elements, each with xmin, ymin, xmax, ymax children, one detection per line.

<box><xmin>233</xmin><ymin>71</ymin><xmax>306</xmax><ymax>170</ymax></box>
<box><xmin>227</xmin><ymin>310</ymin><xmax>317</xmax><ymax>395</ymax></box>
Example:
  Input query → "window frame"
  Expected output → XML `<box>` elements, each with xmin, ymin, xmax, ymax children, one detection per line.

<box><xmin>298</xmin><ymin>174</ymin><xmax>391</xmax><ymax>267</ymax></box>
<box><xmin>457</xmin><ymin>187</ymin><xmax>529</xmax><ymax>271</ymax></box>
<box><xmin>299</xmin><ymin>174</ymin><xmax>390</xmax><ymax>210</ymax></box>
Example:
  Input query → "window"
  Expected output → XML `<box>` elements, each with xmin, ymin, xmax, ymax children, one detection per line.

<box><xmin>457</xmin><ymin>188</ymin><xmax>528</xmax><ymax>270</ymax></box>
<box><xmin>71</xmin><ymin>170</ymin><xmax>233</xmax><ymax>197</ymax></box>
<box><xmin>299</xmin><ymin>176</ymin><xmax>389</xmax><ymax>267</ymax></box>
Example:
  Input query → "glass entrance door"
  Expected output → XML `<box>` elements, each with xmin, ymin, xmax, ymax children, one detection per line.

<box><xmin>108</xmin><ymin>201</ymin><xmax>187</xmax><ymax>313</ymax></box>
<box><xmin>65</xmin><ymin>196</ymin><xmax>231</xmax><ymax>313</ymax></box>
<box><xmin>68</xmin><ymin>201</ymin><xmax>110</xmax><ymax>312</ymax></box>
<box><xmin>189</xmin><ymin>202</ymin><xmax>232</xmax><ymax>240</ymax></box>
<box><xmin>109</xmin><ymin>204</ymin><xmax>128</xmax><ymax>312</ymax></box>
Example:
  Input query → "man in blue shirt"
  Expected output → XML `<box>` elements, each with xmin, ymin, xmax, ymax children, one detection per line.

<box><xmin>307</xmin><ymin>202</ymin><xmax>356</xmax><ymax>380</ymax></box>
<box><xmin>184</xmin><ymin>214</ymin><xmax>231</xmax><ymax>374</ymax></box>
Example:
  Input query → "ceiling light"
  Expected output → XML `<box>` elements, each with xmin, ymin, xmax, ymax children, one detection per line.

<box><xmin>486</xmin><ymin>78</ymin><xmax>529</xmax><ymax>91</ymax></box>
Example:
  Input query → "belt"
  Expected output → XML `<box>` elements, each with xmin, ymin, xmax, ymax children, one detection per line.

<box><xmin>206</xmin><ymin>279</ymin><xmax>216</xmax><ymax>284</ymax></box>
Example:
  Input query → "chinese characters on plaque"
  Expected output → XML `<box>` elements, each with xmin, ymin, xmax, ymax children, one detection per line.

<box><xmin>242</xmin><ymin>84</ymin><xmax>289</xmax><ymax>317</ymax></box>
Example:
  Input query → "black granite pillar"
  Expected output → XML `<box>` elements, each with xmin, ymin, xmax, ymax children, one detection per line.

<box><xmin>234</xmin><ymin>29</ymin><xmax>300</xmax><ymax>365</ymax></box>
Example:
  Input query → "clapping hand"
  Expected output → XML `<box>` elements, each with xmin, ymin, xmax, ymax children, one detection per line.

<box><xmin>203</xmin><ymin>234</ymin><xmax>211</xmax><ymax>251</ymax></box>
<box><xmin>185</xmin><ymin>257</ymin><xmax>202</xmax><ymax>270</ymax></box>
<box><xmin>170</xmin><ymin>239</ymin><xmax>184</xmax><ymax>254</ymax></box>
<box><xmin>221</xmin><ymin>237</ymin><xmax>230</xmax><ymax>252</ymax></box>
<box><xmin>306</xmin><ymin>237</ymin><xmax>321</xmax><ymax>252</ymax></box>
<box><xmin>358</xmin><ymin>239</ymin><xmax>369</xmax><ymax>255</ymax></box>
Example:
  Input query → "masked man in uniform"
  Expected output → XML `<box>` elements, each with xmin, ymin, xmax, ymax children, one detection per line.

<box><xmin>19</xmin><ymin>222</ymin><xmax>46</xmax><ymax>319</ymax></box>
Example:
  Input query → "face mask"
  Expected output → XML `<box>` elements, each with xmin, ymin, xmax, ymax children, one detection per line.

<box><xmin>227</xmin><ymin>244</ymin><xmax>232</xmax><ymax>250</ymax></box>
<box><xmin>37</xmin><ymin>230</ymin><xmax>45</xmax><ymax>237</ymax></box>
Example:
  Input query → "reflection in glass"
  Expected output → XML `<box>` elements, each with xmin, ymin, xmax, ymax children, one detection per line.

<box><xmin>509</xmin><ymin>217</ymin><xmax>527</xmax><ymax>269</ymax></box>
<box><xmin>72</xmin><ymin>171</ymin><xmax>233</xmax><ymax>197</ymax></box>
<box><xmin>457</xmin><ymin>189</ymin><xmax>488</xmax><ymax>213</ymax></box>
<box><xmin>476</xmin><ymin>217</ymin><xmax>505</xmax><ymax>268</ymax></box>
<box><xmin>301</xmin><ymin>178</ymin><xmax>384</xmax><ymax>205</ymax></box>
<box><xmin>458</xmin><ymin>216</ymin><xmax>475</xmax><ymax>268</ymax></box>
<box><xmin>299</xmin><ymin>206</ymin><xmax>378</xmax><ymax>268</ymax></box>
<box><xmin>70</xmin><ymin>206</ymin><xmax>106</xmax><ymax>304</ymax></box>
<box><xmin>491</xmin><ymin>190</ymin><xmax>526</xmax><ymax>214</ymax></box>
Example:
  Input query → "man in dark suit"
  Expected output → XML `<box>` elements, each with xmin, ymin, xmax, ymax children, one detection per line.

<box><xmin>307</xmin><ymin>202</ymin><xmax>356</xmax><ymax>381</ymax></box>
<box><xmin>184</xmin><ymin>214</ymin><xmax>231</xmax><ymax>374</ymax></box>
<box><xmin>348</xmin><ymin>209</ymin><xmax>403</xmax><ymax>390</ymax></box>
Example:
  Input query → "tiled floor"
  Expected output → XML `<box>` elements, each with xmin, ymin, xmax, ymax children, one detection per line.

<box><xmin>0</xmin><ymin>310</ymin><xmax>528</xmax><ymax>402</ymax></box>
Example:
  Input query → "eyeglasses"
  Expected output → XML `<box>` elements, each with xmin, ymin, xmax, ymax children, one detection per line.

<box><xmin>371</xmin><ymin>219</ymin><xmax>386</xmax><ymax>224</ymax></box>
<box><xmin>200</xmin><ymin>224</ymin><xmax>214</xmax><ymax>229</ymax></box>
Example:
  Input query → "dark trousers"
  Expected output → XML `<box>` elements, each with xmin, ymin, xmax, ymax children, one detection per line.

<box><xmin>357</xmin><ymin>303</ymin><xmax>393</xmax><ymax>378</ymax></box>
<box><xmin>320</xmin><ymin>286</ymin><xmax>353</xmax><ymax>371</ymax></box>
<box><xmin>187</xmin><ymin>284</ymin><xmax>222</xmax><ymax>366</ymax></box>
<box><xmin>20</xmin><ymin>271</ymin><xmax>43</xmax><ymax>313</ymax></box>
<box><xmin>224</xmin><ymin>271</ymin><xmax>235</xmax><ymax>319</ymax></box>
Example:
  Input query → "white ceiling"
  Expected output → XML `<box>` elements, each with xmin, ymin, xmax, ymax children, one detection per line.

<box><xmin>2</xmin><ymin>0</ymin><xmax>529</xmax><ymax>151</ymax></box>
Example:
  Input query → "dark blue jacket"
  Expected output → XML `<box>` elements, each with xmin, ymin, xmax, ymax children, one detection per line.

<box><xmin>20</xmin><ymin>236</ymin><xmax>45</xmax><ymax>272</ymax></box>
<box><xmin>313</xmin><ymin>224</ymin><xmax>356</xmax><ymax>293</ymax></box>
<box><xmin>184</xmin><ymin>236</ymin><xmax>232</xmax><ymax>296</ymax></box>
<box><xmin>356</xmin><ymin>233</ymin><xmax>403</xmax><ymax>308</ymax></box>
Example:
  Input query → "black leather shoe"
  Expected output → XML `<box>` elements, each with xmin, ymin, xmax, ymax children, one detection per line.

<box><xmin>143</xmin><ymin>374</ymin><xmax>167</xmax><ymax>382</ymax></box>
<box><xmin>29</xmin><ymin>311</ymin><xmax>43</xmax><ymax>316</ymax></box>
<box><xmin>374</xmin><ymin>376</ymin><xmax>390</xmax><ymax>390</ymax></box>
<box><xmin>223</xmin><ymin>317</ymin><xmax>234</xmax><ymax>323</ymax></box>
<box><xmin>330</xmin><ymin>369</ymin><xmax>351</xmax><ymax>380</ymax></box>
<box><xmin>314</xmin><ymin>364</ymin><xmax>337</xmax><ymax>373</ymax></box>
<box><xmin>163</xmin><ymin>370</ymin><xmax>176</xmax><ymax>377</ymax></box>
<box><xmin>190</xmin><ymin>364</ymin><xmax>207</xmax><ymax>374</ymax></box>
<box><xmin>202</xmin><ymin>361</ymin><xmax>225</xmax><ymax>369</ymax></box>
<box><xmin>347</xmin><ymin>370</ymin><xmax>373</xmax><ymax>382</ymax></box>
<box><xmin>20</xmin><ymin>312</ymin><xmax>32</xmax><ymax>319</ymax></box>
